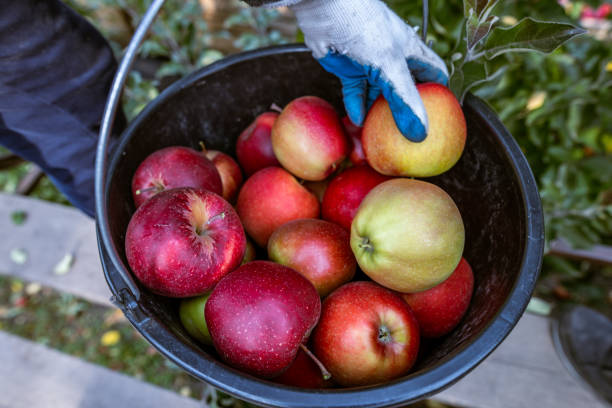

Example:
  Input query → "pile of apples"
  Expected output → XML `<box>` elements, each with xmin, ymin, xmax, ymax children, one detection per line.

<box><xmin>125</xmin><ymin>83</ymin><xmax>474</xmax><ymax>388</ymax></box>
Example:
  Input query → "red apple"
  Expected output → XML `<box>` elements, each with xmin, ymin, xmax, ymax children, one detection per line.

<box><xmin>274</xmin><ymin>348</ymin><xmax>334</xmax><ymax>389</ymax></box>
<box><xmin>125</xmin><ymin>187</ymin><xmax>246</xmax><ymax>297</ymax></box>
<box><xmin>272</xmin><ymin>96</ymin><xmax>348</xmax><ymax>181</ymax></box>
<box><xmin>236</xmin><ymin>112</ymin><xmax>280</xmax><ymax>176</ymax></box>
<box><xmin>268</xmin><ymin>219</ymin><xmax>356</xmax><ymax>297</ymax></box>
<box><xmin>321</xmin><ymin>165</ymin><xmax>391</xmax><ymax>230</ymax></box>
<box><xmin>131</xmin><ymin>146</ymin><xmax>222</xmax><ymax>207</ymax></box>
<box><xmin>351</xmin><ymin>179</ymin><xmax>465</xmax><ymax>293</ymax></box>
<box><xmin>204</xmin><ymin>148</ymin><xmax>243</xmax><ymax>203</ymax></box>
<box><xmin>363</xmin><ymin>83</ymin><xmax>467</xmax><ymax>177</ymax></box>
<box><xmin>342</xmin><ymin>116</ymin><xmax>366</xmax><ymax>165</ymax></box>
<box><xmin>205</xmin><ymin>261</ymin><xmax>321</xmax><ymax>378</ymax></box>
<box><xmin>402</xmin><ymin>258</ymin><xmax>474</xmax><ymax>338</ymax></box>
<box><xmin>312</xmin><ymin>281</ymin><xmax>420</xmax><ymax>386</ymax></box>
<box><xmin>236</xmin><ymin>167</ymin><xmax>320</xmax><ymax>246</ymax></box>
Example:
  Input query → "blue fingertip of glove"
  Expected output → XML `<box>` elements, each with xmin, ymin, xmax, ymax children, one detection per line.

<box><xmin>406</xmin><ymin>58</ymin><xmax>449</xmax><ymax>86</ymax></box>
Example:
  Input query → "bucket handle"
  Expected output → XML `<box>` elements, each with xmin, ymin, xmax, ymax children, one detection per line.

<box><xmin>94</xmin><ymin>0</ymin><xmax>430</xmax><ymax>301</ymax></box>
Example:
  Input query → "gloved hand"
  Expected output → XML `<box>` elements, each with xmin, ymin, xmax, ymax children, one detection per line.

<box><xmin>287</xmin><ymin>0</ymin><xmax>449</xmax><ymax>142</ymax></box>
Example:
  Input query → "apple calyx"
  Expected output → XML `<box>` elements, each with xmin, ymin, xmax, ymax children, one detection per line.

<box><xmin>377</xmin><ymin>325</ymin><xmax>393</xmax><ymax>344</ymax></box>
<box><xmin>299</xmin><ymin>343</ymin><xmax>332</xmax><ymax>381</ymax></box>
<box><xmin>357</xmin><ymin>237</ymin><xmax>374</xmax><ymax>253</ymax></box>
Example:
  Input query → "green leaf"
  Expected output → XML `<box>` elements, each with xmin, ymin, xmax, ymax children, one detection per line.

<box><xmin>483</xmin><ymin>18</ymin><xmax>586</xmax><ymax>59</ymax></box>
<box><xmin>450</xmin><ymin>60</ymin><xmax>507</xmax><ymax>103</ymax></box>
<box><xmin>463</xmin><ymin>0</ymin><xmax>499</xmax><ymax>19</ymax></box>
<box><xmin>467</xmin><ymin>14</ymin><xmax>499</xmax><ymax>50</ymax></box>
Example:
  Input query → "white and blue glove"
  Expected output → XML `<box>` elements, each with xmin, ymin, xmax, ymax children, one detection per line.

<box><xmin>268</xmin><ymin>0</ymin><xmax>449</xmax><ymax>142</ymax></box>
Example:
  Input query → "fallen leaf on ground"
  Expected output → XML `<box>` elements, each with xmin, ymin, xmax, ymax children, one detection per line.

<box><xmin>101</xmin><ymin>330</ymin><xmax>121</xmax><ymax>346</ymax></box>
<box><xmin>10</xmin><ymin>211</ymin><xmax>27</xmax><ymax>226</ymax></box>
<box><xmin>10</xmin><ymin>249</ymin><xmax>28</xmax><ymax>265</ymax></box>
<box><xmin>53</xmin><ymin>254</ymin><xmax>74</xmax><ymax>275</ymax></box>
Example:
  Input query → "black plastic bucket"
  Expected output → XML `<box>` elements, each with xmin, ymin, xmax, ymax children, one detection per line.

<box><xmin>94</xmin><ymin>43</ymin><xmax>544</xmax><ymax>407</ymax></box>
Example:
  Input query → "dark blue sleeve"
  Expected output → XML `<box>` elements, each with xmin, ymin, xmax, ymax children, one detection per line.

<box><xmin>0</xmin><ymin>0</ymin><xmax>126</xmax><ymax>217</ymax></box>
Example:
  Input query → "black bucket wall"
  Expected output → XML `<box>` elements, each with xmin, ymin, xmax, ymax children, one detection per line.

<box><xmin>97</xmin><ymin>45</ymin><xmax>544</xmax><ymax>408</ymax></box>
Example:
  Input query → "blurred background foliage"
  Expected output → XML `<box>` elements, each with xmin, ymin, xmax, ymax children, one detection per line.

<box><xmin>0</xmin><ymin>0</ymin><xmax>609</xmax><ymax>402</ymax></box>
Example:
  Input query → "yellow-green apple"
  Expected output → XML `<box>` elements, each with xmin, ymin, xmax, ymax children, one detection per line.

<box><xmin>179</xmin><ymin>293</ymin><xmax>212</xmax><ymax>345</ymax></box>
<box><xmin>268</xmin><ymin>219</ymin><xmax>356</xmax><ymax>297</ymax></box>
<box><xmin>342</xmin><ymin>116</ymin><xmax>366</xmax><ymax>166</ymax></box>
<box><xmin>236</xmin><ymin>112</ymin><xmax>281</xmax><ymax>176</ymax></box>
<box><xmin>125</xmin><ymin>187</ymin><xmax>246</xmax><ymax>297</ymax></box>
<box><xmin>240</xmin><ymin>238</ymin><xmax>256</xmax><ymax>265</ymax></box>
<box><xmin>272</xmin><ymin>96</ymin><xmax>348</xmax><ymax>181</ymax></box>
<box><xmin>131</xmin><ymin>146</ymin><xmax>222</xmax><ymax>207</ymax></box>
<box><xmin>205</xmin><ymin>261</ymin><xmax>321</xmax><ymax>378</ymax></box>
<box><xmin>312</xmin><ymin>281</ymin><xmax>420</xmax><ymax>386</ymax></box>
<box><xmin>274</xmin><ymin>348</ymin><xmax>334</xmax><ymax>389</ymax></box>
<box><xmin>362</xmin><ymin>83</ymin><xmax>466</xmax><ymax>177</ymax></box>
<box><xmin>402</xmin><ymin>258</ymin><xmax>474</xmax><ymax>338</ymax></box>
<box><xmin>203</xmin><ymin>147</ymin><xmax>243</xmax><ymax>203</ymax></box>
<box><xmin>236</xmin><ymin>167</ymin><xmax>319</xmax><ymax>246</ymax></box>
<box><xmin>321</xmin><ymin>165</ymin><xmax>391</xmax><ymax>230</ymax></box>
<box><xmin>351</xmin><ymin>178</ymin><xmax>464</xmax><ymax>293</ymax></box>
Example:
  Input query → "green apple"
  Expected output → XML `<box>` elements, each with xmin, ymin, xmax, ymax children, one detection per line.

<box><xmin>351</xmin><ymin>178</ymin><xmax>464</xmax><ymax>293</ymax></box>
<box><xmin>179</xmin><ymin>293</ymin><xmax>212</xmax><ymax>345</ymax></box>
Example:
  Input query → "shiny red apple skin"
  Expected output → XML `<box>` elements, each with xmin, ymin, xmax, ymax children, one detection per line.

<box><xmin>131</xmin><ymin>146</ymin><xmax>222</xmax><ymax>207</ymax></box>
<box><xmin>268</xmin><ymin>219</ymin><xmax>356</xmax><ymax>297</ymax></box>
<box><xmin>272</xmin><ymin>96</ymin><xmax>348</xmax><ymax>181</ymax></box>
<box><xmin>274</xmin><ymin>348</ymin><xmax>334</xmax><ymax>389</ymax></box>
<box><xmin>321</xmin><ymin>165</ymin><xmax>391</xmax><ymax>230</ymax></box>
<box><xmin>125</xmin><ymin>187</ymin><xmax>246</xmax><ymax>297</ymax></box>
<box><xmin>236</xmin><ymin>167</ymin><xmax>320</xmax><ymax>247</ymax></box>
<box><xmin>236</xmin><ymin>112</ymin><xmax>280</xmax><ymax>176</ymax></box>
<box><xmin>205</xmin><ymin>150</ymin><xmax>243</xmax><ymax>203</ymax></box>
<box><xmin>313</xmin><ymin>281</ymin><xmax>420</xmax><ymax>386</ymax></box>
<box><xmin>205</xmin><ymin>261</ymin><xmax>321</xmax><ymax>379</ymax></box>
<box><xmin>402</xmin><ymin>258</ymin><xmax>474</xmax><ymax>338</ymax></box>
<box><xmin>342</xmin><ymin>116</ymin><xmax>366</xmax><ymax>166</ymax></box>
<box><xmin>363</xmin><ymin>83</ymin><xmax>467</xmax><ymax>177</ymax></box>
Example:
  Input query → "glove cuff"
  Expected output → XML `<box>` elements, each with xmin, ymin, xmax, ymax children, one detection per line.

<box><xmin>259</xmin><ymin>0</ymin><xmax>304</xmax><ymax>8</ymax></box>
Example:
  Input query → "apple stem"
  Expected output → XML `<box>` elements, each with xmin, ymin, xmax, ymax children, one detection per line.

<box><xmin>135</xmin><ymin>185</ymin><xmax>163</xmax><ymax>195</ymax></box>
<box><xmin>299</xmin><ymin>344</ymin><xmax>331</xmax><ymax>381</ymax></box>
<box><xmin>199</xmin><ymin>141</ymin><xmax>207</xmax><ymax>153</ymax></box>
<box><xmin>206</xmin><ymin>212</ymin><xmax>226</xmax><ymax>226</ymax></box>
<box><xmin>269</xmin><ymin>103</ymin><xmax>283</xmax><ymax>113</ymax></box>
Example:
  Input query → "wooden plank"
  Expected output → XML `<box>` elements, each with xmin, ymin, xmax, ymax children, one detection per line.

<box><xmin>0</xmin><ymin>330</ymin><xmax>200</xmax><ymax>408</ymax></box>
<box><xmin>549</xmin><ymin>238</ymin><xmax>612</xmax><ymax>265</ymax></box>
<box><xmin>0</xmin><ymin>193</ymin><xmax>607</xmax><ymax>408</ymax></box>
<box><xmin>0</xmin><ymin>193</ymin><xmax>112</xmax><ymax>307</ymax></box>
<box><xmin>436</xmin><ymin>312</ymin><xmax>607</xmax><ymax>408</ymax></box>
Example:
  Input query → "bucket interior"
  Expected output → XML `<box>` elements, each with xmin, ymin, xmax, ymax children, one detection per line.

<box><xmin>101</xmin><ymin>46</ymin><xmax>536</xmax><ymax>404</ymax></box>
